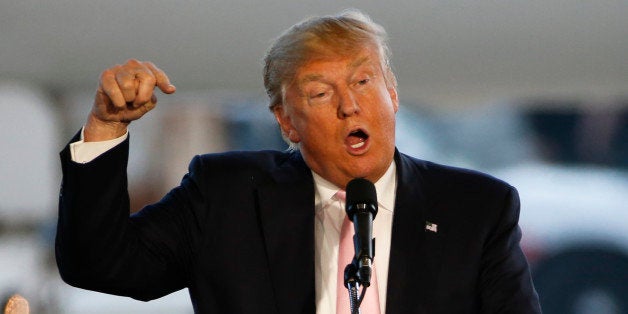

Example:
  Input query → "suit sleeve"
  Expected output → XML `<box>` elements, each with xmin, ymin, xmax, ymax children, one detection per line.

<box><xmin>478</xmin><ymin>186</ymin><xmax>542</xmax><ymax>313</ymax></box>
<box><xmin>56</xmin><ymin>132</ymin><xmax>207</xmax><ymax>301</ymax></box>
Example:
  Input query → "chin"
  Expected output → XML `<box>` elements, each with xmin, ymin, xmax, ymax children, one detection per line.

<box><xmin>352</xmin><ymin>153</ymin><xmax>393</xmax><ymax>178</ymax></box>
<box><xmin>346</xmin><ymin>164</ymin><xmax>379</xmax><ymax>181</ymax></box>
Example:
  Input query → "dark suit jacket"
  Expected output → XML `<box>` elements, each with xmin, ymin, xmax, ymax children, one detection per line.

<box><xmin>56</xmin><ymin>134</ymin><xmax>541</xmax><ymax>313</ymax></box>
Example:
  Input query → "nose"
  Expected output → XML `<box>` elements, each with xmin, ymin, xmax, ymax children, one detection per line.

<box><xmin>337</xmin><ymin>89</ymin><xmax>360</xmax><ymax>118</ymax></box>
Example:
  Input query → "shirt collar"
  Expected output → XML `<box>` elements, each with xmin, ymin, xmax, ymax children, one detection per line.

<box><xmin>313</xmin><ymin>161</ymin><xmax>397</xmax><ymax>213</ymax></box>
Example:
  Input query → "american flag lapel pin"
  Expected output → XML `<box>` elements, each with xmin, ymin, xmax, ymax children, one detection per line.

<box><xmin>425</xmin><ymin>221</ymin><xmax>438</xmax><ymax>233</ymax></box>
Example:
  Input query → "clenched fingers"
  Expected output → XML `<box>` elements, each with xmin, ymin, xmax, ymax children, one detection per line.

<box><xmin>134</xmin><ymin>71</ymin><xmax>157</xmax><ymax>107</ymax></box>
<box><xmin>115</xmin><ymin>69</ymin><xmax>138</xmax><ymax>105</ymax></box>
<box><xmin>98</xmin><ymin>60</ymin><xmax>176</xmax><ymax>108</ymax></box>
<box><xmin>99</xmin><ymin>68</ymin><xmax>126</xmax><ymax>109</ymax></box>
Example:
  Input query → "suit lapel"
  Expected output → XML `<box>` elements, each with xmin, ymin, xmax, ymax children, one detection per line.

<box><xmin>256</xmin><ymin>152</ymin><xmax>316</xmax><ymax>314</ymax></box>
<box><xmin>386</xmin><ymin>152</ymin><xmax>444</xmax><ymax>313</ymax></box>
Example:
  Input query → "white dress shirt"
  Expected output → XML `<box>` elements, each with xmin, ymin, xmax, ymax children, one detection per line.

<box><xmin>70</xmin><ymin>129</ymin><xmax>397</xmax><ymax>313</ymax></box>
<box><xmin>70</xmin><ymin>128</ymin><xmax>128</xmax><ymax>163</ymax></box>
<box><xmin>313</xmin><ymin>163</ymin><xmax>396</xmax><ymax>314</ymax></box>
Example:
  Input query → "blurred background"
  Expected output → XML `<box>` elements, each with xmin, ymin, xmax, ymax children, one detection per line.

<box><xmin>1</xmin><ymin>1</ymin><xmax>626</xmax><ymax>313</ymax></box>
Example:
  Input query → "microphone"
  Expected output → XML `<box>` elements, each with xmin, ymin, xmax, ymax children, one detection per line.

<box><xmin>345</xmin><ymin>178</ymin><xmax>378</xmax><ymax>287</ymax></box>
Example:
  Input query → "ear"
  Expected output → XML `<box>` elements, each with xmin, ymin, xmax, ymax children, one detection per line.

<box><xmin>388</xmin><ymin>86</ymin><xmax>399</xmax><ymax>113</ymax></box>
<box><xmin>273</xmin><ymin>104</ymin><xmax>301</xmax><ymax>143</ymax></box>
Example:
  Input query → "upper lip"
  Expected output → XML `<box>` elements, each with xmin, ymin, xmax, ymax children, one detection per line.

<box><xmin>346</xmin><ymin>126</ymin><xmax>370</xmax><ymax>140</ymax></box>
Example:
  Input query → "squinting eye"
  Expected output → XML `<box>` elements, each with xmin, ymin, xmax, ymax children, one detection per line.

<box><xmin>358</xmin><ymin>78</ymin><xmax>370</xmax><ymax>85</ymax></box>
<box><xmin>311</xmin><ymin>92</ymin><xmax>326</xmax><ymax>98</ymax></box>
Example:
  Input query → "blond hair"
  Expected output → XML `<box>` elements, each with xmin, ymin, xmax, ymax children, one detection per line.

<box><xmin>263</xmin><ymin>9</ymin><xmax>397</xmax><ymax>112</ymax></box>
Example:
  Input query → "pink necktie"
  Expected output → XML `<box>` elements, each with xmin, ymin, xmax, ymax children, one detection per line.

<box><xmin>335</xmin><ymin>190</ymin><xmax>381</xmax><ymax>314</ymax></box>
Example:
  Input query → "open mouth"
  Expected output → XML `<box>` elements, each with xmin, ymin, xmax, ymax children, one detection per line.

<box><xmin>346</xmin><ymin>129</ymin><xmax>369</xmax><ymax>149</ymax></box>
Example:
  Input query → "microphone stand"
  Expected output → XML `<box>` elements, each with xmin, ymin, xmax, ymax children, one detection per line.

<box><xmin>343</xmin><ymin>259</ymin><xmax>371</xmax><ymax>314</ymax></box>
<box><xmin>344</xmin><ymin>263</ymin><xmax>361</xmax><ymax>314</ymax></box>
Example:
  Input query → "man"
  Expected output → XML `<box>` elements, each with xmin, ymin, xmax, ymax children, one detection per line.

<box><xmin>56</xmin><ymin>10</ymin><xmax>541</xmax><ymax>313</ymax></box>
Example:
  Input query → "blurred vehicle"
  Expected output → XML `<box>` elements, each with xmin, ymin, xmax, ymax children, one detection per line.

<box><xmin>410</xmin><ymin>102</ymin><xmax>628</xmax><ymax>314</ymax></box>
<box><xmin>496</xmin><ymin>162</ymin><xmax>628</xmax><ymax>314</ymax></box>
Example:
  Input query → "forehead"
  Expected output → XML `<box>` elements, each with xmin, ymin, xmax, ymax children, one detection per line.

<box><xmin>293</xmin><ymin>46</ymin><xmax>382</xmax><ymax>82</ymax></box>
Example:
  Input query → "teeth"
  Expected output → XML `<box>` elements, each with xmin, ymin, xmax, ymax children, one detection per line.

<box><xmin>351</xmin><ymin>141</ymin><xmax>365</xmax><ymax>149</ymax></box>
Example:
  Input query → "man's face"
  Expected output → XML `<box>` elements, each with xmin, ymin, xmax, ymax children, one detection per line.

<box><xmin>274</xmin><ymin>46</ymin><xmax>399</xmax><ymax>188</ymax></box>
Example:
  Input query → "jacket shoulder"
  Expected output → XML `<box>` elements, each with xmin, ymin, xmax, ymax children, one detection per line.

<box><xmin>187</xmin><ymin>150</ymin><xmax>303</xmax><ymax>184</ymax></box>
<box><xmin>398</xmin><ymin>152</ymin><xmax>514</xmax><ymax>196</ymax></box>
<box><xmin>194</xmin><ymin>150</ymin><xmax>292</xmax><ymax>167</ymax></box>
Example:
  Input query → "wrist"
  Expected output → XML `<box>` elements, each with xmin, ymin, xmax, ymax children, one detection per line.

<box><xmin>84</xmin><ymin>114</ymin><xmax>129</xmax><ymax>142</ymax></box>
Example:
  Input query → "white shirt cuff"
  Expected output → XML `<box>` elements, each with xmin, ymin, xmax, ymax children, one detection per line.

<box><xmin>69</xmin><ymin>127</ymin><xmax>129</xmax><ymax>163</ymax></box>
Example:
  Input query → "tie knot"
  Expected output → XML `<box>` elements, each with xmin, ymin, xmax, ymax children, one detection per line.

<box><xmin>334</xmin><ymin>190</ymin><xmax>346</xmax><ymax>202</ymax></box>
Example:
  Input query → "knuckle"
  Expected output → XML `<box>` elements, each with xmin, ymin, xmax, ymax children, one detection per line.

<box><xmin>125</xmin><ymin>58</ymin><xmax>140</xmax><ymax>66</ymax></box>
<box><xmin>144</xmin><ymin>75</ymin><xmax>157</xmax><ymax>85</ymax></box>
<box><xmin>100</xmin><ymin>69</ymin><xmax>115</xmax><ymax>80</ymax></box>
<box><xmin>119</xmin><ymin>80</ymin><xmax>135</xmax><ymax>90</ymax></box>
<box><xmin>137</xmin><ymin>74</ymin><xmax>157</xmax><ymax>88</ymax></box>
<box><xmin>101</xmin><ymin>85</ymin><xmax>119</xmax><ymax>99</ymax></box>
<box><xmin>135</xmin><ymin>93</ymin><xmax>149</xmax><ymax>103</ymax></box>
<box><xmin>147</xmin><ymin>62</ymin><xmax>167</xmax><ymax>79</ymax></box>
<box><xmin>101</xmin><ymin>84</ymin><xmax>112</xmax><ymax>94</ymax></box>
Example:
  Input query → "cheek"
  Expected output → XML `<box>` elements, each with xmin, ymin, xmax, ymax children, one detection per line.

<box><xmin>298</xmin><ymin>106</ymin><xmax>331</xmax><ymax>127</ymax></box>
<box><xmin>287</xmin><ymin>110</ymin><xmax>318</xmax><ymax>142</ymax></box>
<box><xmin>373</xmin><ymin>99</ymin><xmax>397</xmax><ymax>138</ymax></box>
<box><xmin>297</xmin><ymin>117</ymin><xmax>341</xmax><ymax>149</ymax></box>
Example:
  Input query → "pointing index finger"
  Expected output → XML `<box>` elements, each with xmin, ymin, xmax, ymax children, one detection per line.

<box><xmin>145</xmin><ymin>61</ymin><xmax>176</xmax><ymax>94</ymax></box>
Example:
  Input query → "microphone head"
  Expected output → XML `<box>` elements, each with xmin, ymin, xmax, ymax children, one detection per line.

<box><xmin>346</xmin><ymin>178</ymin><xmax>378</xmax><ymax>218</ymax></box>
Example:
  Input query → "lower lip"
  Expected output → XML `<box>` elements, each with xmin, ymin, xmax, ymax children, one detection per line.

<box><xmin>345</xmin><ymin>137</ymin><xmax>370</xmax><ymax>155</ymax></box>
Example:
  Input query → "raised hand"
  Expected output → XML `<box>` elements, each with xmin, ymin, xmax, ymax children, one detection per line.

<box><xmin>84</xmin><ymin>59</ymin><xmax>176</xmax><ymax>141</ymax></box>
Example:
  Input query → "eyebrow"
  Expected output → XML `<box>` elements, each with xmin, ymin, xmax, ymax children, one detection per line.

<box><xmin>300</xmin><ymin>74</ymin><xmax>324</xmax><ymax>84</ymax></box>
<box><xmin>298</xmin><ymin>56</ymin><xmax>373</xmax><ymax>85</ymax></box>
<box><xmin>348</xmin><ymin>56</ymin><xmax>370</xmax><ymax>70</ymax></box>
